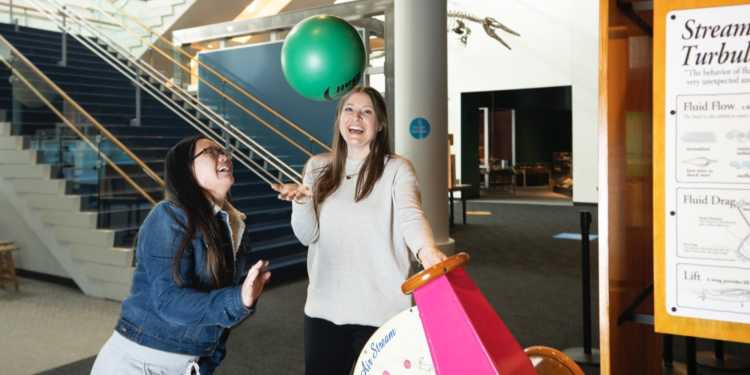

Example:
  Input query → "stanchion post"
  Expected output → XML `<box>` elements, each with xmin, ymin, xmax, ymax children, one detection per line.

<box><xmin>581</xmin><ymin>211</ymin><xmax>592</xmax><ymax>354</ymax></box>
<box><xmin>663</xmin><ymin>334</ymin><xmax>674</xmax><ymax>368</ymax></box>
<box><xmin>686</xmin><ymin>337</ymin><xmax>697</xmax><ymax>375</ymax></box>
<box><xmin>563</xmin><ymin>211</ymin><xmax>600</xmax><ymax>365</ymax></box>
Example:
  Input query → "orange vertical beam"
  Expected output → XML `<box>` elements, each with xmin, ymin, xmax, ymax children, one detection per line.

<box><xmin>600</xmin><ymin>0</ymin><xmax>661</xmax><ymax>373</ymax></box>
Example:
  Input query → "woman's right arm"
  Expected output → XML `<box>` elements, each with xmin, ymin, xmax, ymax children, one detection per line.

<box><xmin>139</xmin><ymin>203</ymin><xmax>256</xmax><ymax>328</ymax></box>
<box><xmin>291</xmin><ymin>196</ymin><xmax>318</xmax><ymax>245</ymax></box>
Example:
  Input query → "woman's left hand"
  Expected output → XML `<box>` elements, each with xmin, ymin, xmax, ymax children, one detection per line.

<box><xmin>418</xmin><ymin>246</ymin><xmax>448</xmax><ymax>269</ymax></box>
<box><xmin>241</xmin><ymin>260</ymin><xmax>271</xmax><ymax>309</ymax></box>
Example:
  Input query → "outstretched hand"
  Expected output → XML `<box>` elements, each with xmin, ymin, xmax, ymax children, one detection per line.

<box><xmin>271</xmin><ymin>183</ymin><xmax>312</xmax><ymax>203</ymax></box>
<box><xmin>241</xmin><ymin>260</ymin><xmax>271</xmax><ymax>309</ymax></box>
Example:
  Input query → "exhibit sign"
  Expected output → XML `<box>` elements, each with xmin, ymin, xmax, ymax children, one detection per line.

<box><xmin>662</xmin><ymin>3</ymin><xmax>750</xmax><ymax>327</ymax></box>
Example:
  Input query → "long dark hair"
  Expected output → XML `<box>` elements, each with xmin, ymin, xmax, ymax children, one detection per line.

<box><xmin>163</xmin><ymin>135</ymin><xmax>230</xmax><ymax>288</ymax></box>
<box><xmin>312</xmin><ymin>86</ymin><xmax>392</xmax><ymax>222</ymax></box>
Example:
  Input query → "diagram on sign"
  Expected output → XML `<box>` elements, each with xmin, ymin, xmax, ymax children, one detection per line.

<box><xmin>676</xmin><ymin>94</ymin><xmax>750</xmax><ymax>183</ymax></box>
<box><xmin>683</xmin><ymin>156</ymin><xmax>717</xmax><ymax>167</ymax></box>
<box><xmin>698</xmin><ymin>288</ymin><xmax>750</xmax><ymax>304</ymax></box>
<box><xmin>677</xmin><ymin>189</ymin><xmax>750</xmax><ymax>261</ymax></box>
<box><xmin>737</xmin><ymin>203</ymin><xmax>750</xmax><ymax>260</ymax></box>
<box><xmin>677</xmin><ymin>263</ymin><xmax>750</xmax><ymax>316</ymax></box>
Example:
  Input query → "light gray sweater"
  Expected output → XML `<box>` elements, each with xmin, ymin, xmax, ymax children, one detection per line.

<box><xmin>291</xmin><ymin>154</ymin><xmax>436</xmax><ymax>326</ymax></box>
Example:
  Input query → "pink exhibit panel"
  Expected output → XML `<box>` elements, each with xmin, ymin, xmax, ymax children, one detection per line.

<box><xmin>413</xmin><ymin>268</ymin><xmax>536</xmax><ymax>375</ymax></box>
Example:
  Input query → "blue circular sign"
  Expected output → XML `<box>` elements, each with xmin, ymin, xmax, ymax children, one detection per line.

<box><xmin>409</xmin><ymin>117</ymin><xmax>431</xmax><ymax>140</ymax></box>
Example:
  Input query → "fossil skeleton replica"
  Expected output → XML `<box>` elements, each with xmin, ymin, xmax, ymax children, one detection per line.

<box><xmin>448</xmin><ymin>11</ymin><xmax>520</xmax><ymax>49</ymax></box>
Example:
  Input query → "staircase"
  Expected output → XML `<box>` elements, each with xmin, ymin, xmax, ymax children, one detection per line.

<box><xmin>105</xmin><ymin>0</ymin><xmax>196</xmax><ymax>58</ymax></box>
<box><xmin>0</xmin><ymin>120</ymin><xmax>135</xmax><ymax>299</ymax></box>
<box><xmin>0</xmin><ymin>23</ymin><xmax>306</xmax><ymax>300</ymax></box>
<box><xmin>0</xmin><ymin>0</ymin><xmax>196</xmax><ymax>59</ymax></box>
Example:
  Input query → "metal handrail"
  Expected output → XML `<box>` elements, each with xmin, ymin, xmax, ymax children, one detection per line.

<box><xmin>96</xmin><ymin>0</ymin><xmax>331</xmax><ymax>153</ymax></box>
<box><xmin>64</xmin><ymin>5</ymin><xmax>301</xmax><ymax>182</ymax></box>
<box><xmin>0</xmin><ymin>34</ymin><xmax>162</xmax><ymax>205</ymax></box>
<box><xmin>110</xmin><ymin>16</ymin><xmax>318</xmax><ymax>159</ymax></box>
<box><xmin>27</xmin><ymin>0</ymin><xmax>302</xmax><ymax>184</ymax></box>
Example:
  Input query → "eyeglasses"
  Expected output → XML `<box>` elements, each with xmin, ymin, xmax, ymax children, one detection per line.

<box><xmin>193</xmin><ymin>146</ymin><xmax>231</xmax><ymax>161</ymax></box>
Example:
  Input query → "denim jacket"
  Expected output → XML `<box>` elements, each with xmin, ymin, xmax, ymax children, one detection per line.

<box><xmin>115</xmin><ymin>200</ymin><xmax>255</xmax><ymax>374</ymax></box>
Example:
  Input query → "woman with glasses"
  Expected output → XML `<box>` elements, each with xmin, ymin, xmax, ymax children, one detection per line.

<box><xmin>92</xmin><ymin>136</ymin><xmax>271</xmax><ymax>375</ymax></box>
<box><xmin>272</xmin><ymin>86</ymin><xmax>447</xmax><ymax>375</ymax></box>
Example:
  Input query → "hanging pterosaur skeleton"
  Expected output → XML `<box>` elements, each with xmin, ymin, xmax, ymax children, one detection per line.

<box><xmin>448</xmin><ymin>11</ymin><xmax>520</xmax><ymax>49</ymax></box>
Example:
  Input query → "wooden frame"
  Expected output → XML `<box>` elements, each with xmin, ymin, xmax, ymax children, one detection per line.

<box><xmin>599</xmin><ymin>1</ymin><xmax>662</xmax><ymax>373</ymax></box>
<box><xmin>653</xmin><ymin>0</ymin><xmax>750</xmax><ymax>343</ymax></box>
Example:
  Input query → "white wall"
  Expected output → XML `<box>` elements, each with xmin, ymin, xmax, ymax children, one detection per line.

<box><xmin>447</xmin><ymin>0</ymin><xmax>599</xmax><ymax>203</ymax></box>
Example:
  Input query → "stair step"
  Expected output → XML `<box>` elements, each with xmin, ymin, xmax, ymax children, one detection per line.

<box><xmin>41</xmin><ymin>210</ymin><xmax>98</xmax><ymax>229</ymax></box>
<box><xmin>72</xmin><ymin>245</ymin><xmax>132</xmax><ymax>267</ymax></box>
<box><xmin>112</xmin><ymin>226</ymin><xmax>139</xmax><ymax>247</ymax></box>
<box><xmin>247</xmin><ymin>235</ymin><xmax>306</xmax><ymax>267</ymax></box>
<box><xmin>21</xmin><ymin>192</ymin><xmax>80</xmax><ymax>211</ymax></box>
<box><xmin>74</xmin><ymin>184</ymin><xmax>163</xmax><ymax>198</ymax></box>
<box><xmin>265</xmin><ymin>252</ymin><xmax>307</xmax><ymax>272</ymax></box>
<box><xmin>0</xmin><ymin>164</ymin><xmax>51</xmax><ymax>178</ymax></box>
<box><xmin>12</xmin><ymin>43</ymin><xmax>113</xmax><ymax>62</ymax></box>
<box><xmin>25</xmin><ymin>62</ymin><xmax>136</xmax><ymax>81</ymax></box>
<box><xmin>82</xmin><ymin>195</ymin><xmax>156</xmax><ymax>212</ymax></box>
<box><xmin>99</xmin><ymin>128</ymin><xmax>194</xmax><ymax>138</ymax></box>
<box><xmin>234</xmin><ymin>198</ymin><xmax>289</xmax><ymax>213</ymax></box>
<box><xmin>0</xmin><ymin>136</ymin><xmax>27</xmax><ymax>150</ymax></box>
<box><xmin>0</xmin><ymin>24</ymin><xmax>90</xmax><ymax>45</ymax></box>
<box><xmin>81</xmin><ymin>261</ymin><xmax>134</xmax><ymax>284</ymax></box>
<box><xmin>251</xmin><ymin>234</ymin><xmax>300</xmax><ymax>251</ymax></box>
<box><xmin>0</xmin><ymin>149</ymin><xmax>39</xmax><ymax>164</ymax></box>
<box><xmin>9</xmin><ymin>177</ymin><xmax>66</xmax><ymax>194</ymax></box>
<box><xmin>1</xmin><ymin>33</ymin><xmax>91</xmax><ymax>53</ymax></box>
<box><xmin>245</xmin><ymin>206</ymin><xmax>292</xmax><ymax>224</ymax></box>
<box><xmin>55</xmin><ymin>226</ymin><xmax>115</xmax><ymax>247</ymax></box>
<box><xmin>247</xmin><ymin>220</ymin><xmax>294</xmax><ymax>243</ymax></box>
<box><xmin>87</xmin><ymin>279</ymin><xmax>132</xmax><ymax>301</ymax></box>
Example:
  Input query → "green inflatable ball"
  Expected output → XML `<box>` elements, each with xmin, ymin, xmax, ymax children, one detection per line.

<box><xmin>281</xmin><ymin>15</ymin><xmax>365</xmax><ymax>101</ymax></box>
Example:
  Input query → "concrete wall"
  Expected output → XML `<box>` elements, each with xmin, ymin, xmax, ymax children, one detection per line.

<box><xmin>0</xmin><ymin>177</ymin><xmax>67</xmax><ymax>277</ymax></box>
<box><xmin>447</xmin><ymin>0</ymin><xmax>599</xmax><ymax>203</ymax></box>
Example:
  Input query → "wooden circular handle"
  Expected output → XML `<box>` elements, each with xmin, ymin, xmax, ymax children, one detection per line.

<box><xmin>524</xmin><ymin>345</ymin><xmax>585</xmax><ymax>375</ymax></box>
<box><xmin>401</xmin><ymin>252</ymin><xmax>470</xmax><ymax>295</ymax></box>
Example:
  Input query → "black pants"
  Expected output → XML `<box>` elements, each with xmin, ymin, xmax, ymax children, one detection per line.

<box><xmin>304</xmin><ymin>315</ymin><xmax>378</xmax><ymax>375</ymax></box>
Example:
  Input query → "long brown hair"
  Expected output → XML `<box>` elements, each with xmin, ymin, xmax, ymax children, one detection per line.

<box><xmin>163</xmin><ymin>136</ymin><xmax>231</xmax><ymax>289</ymax></box>
<box><xmin>312</xmin><ymin>86</ymin><xmax>392</xmax><ymax>222</ymax></box>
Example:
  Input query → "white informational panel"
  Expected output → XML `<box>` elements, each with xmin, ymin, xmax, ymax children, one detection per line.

<box><xmin>354</xmin><ymin>306</ymin><xmax>435</xmax><ymax>375</ymax></box>
<box><xmin>664</xmin><ymin>4</ymin><xmax>750</xmax><ymax>324</ymax></box>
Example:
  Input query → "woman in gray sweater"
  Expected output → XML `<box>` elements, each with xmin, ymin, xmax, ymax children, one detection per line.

<box><xmin>272</xmin><ymin>86</ymin><xmax>446</xmax><ymax>375</ymax></box>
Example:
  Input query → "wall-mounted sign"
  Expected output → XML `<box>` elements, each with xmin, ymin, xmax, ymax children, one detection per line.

<box><xmin>409</xmin><ymin>117</ymin><xmax>431</xmax><ymax>140</ymax></box>
<box><xmin>664</xmin><ymin>4</ymin><xmax>750</xmax><ymax>325</ymax></box>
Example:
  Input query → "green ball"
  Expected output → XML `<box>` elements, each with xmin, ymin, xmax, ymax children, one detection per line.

<box><xmin>281</xmin><ymin>15</ymin><xmax>365</xmax><ymax>101</ymax></box>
